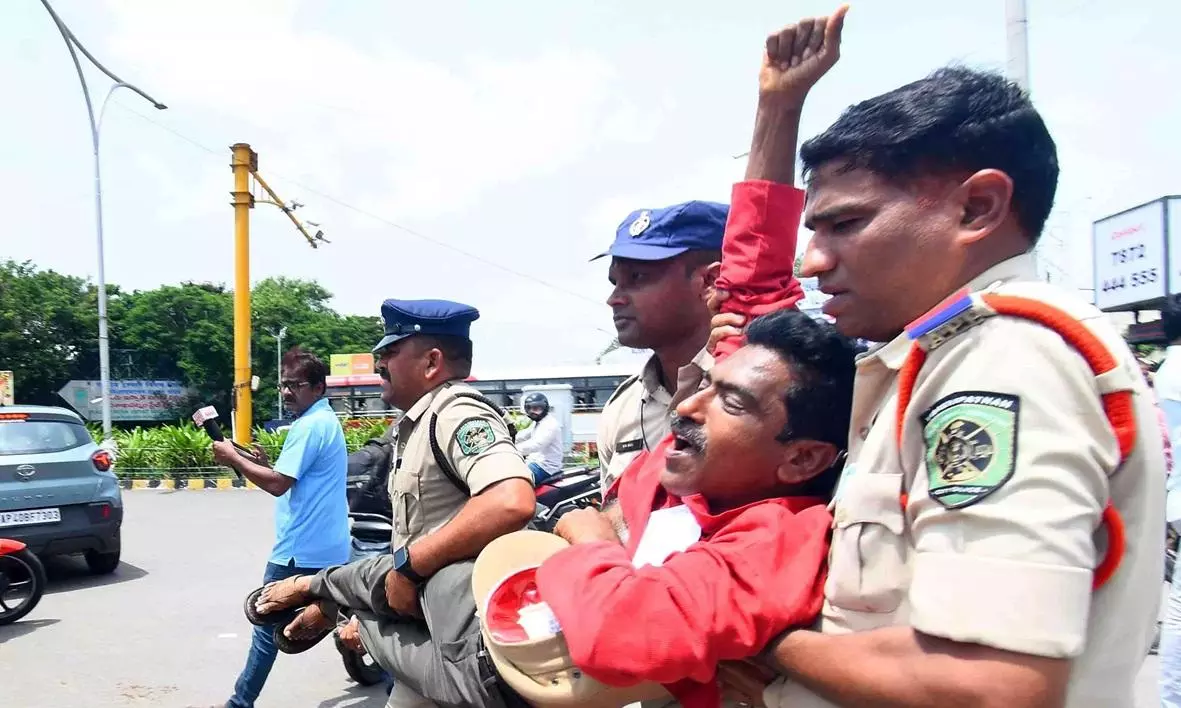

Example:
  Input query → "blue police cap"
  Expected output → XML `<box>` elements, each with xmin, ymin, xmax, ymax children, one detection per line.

<box><xmin>373</xmin><ymin>299</ymin><xmax>480</xmax><ymax>353</ymax></box>
<box><xmin>591</xmin><ymin>200</ymin><xmax>728</xmax><ymax>262</ymax></box>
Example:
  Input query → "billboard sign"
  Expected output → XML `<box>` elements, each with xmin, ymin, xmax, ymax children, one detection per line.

<box><xmin>330</xmin><ymin>353</ymin><xmax>375</xmax><ymax>376</ymax></box>
<box><xmin>1092</xmin><ymin>199</ymin><xmax>1167</xmax><ymax>311</ymax></box>
<box><xmin>1166</xmin><ymin>198</ymin><xmax>1181</xmax><ymax>297</ymax></box>
<box><xmin>57</xmin><ymin>380</ymin><xmax>188</xmax><ymax>422</ymax></box>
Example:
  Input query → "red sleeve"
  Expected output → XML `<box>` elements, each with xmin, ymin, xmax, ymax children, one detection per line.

<box><xmin>534</xmin><ymin>503</ymin><xmax>831</xmax><ymax>688</ymax></box>
<box><xmin>713</xmin><ymin>180</ymin><xmax>807</xmax><ymax>360</ymax></box>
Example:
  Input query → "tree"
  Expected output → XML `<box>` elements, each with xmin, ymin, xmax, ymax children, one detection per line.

<box><xmin>115</xmin><ymin>282</ymin><xmax>235</xmax><ymax>414</ymax></box>
<box><xmin>249</xmin><ymin>277</ymin><xmax>381</xmax><ymax>421</ymax></box>
<box><xmin>0</xmin><ymin>260</ymin><xmax>99</xmax><ymax>405</ymax></box>
<box><xmin>1</xmin><ymin>263</ymin><xmax>382</xmax><ymax>423</ymax></box>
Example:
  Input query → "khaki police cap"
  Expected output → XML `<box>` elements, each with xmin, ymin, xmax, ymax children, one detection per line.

<box><xmin>473</xmin><ymin>530</ymin><xmax>670</xmax><ymax>707</ymax></box>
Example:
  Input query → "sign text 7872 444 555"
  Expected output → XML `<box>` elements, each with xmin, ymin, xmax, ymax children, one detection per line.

<box><xmin>1092</xmin><ymin>200</ymin><xmax>1167</xmax><ymax>311</ymax></box>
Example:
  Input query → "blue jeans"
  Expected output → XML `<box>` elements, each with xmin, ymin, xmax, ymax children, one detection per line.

<box><xmin>527</xmin><ymin>462</ymin><xmax>548</xmax><ymax>484</ymax></box>
<box><xmin>227</xmin><ymin>561</ymin><xmax>322</xmax><ymax>708</ymax></box>
<box><xmin>1163</xmin><ymin>536</ymin><xmax>1181</xmax><ymax>706</ymax></box>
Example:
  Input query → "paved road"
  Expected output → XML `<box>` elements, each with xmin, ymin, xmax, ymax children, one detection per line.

<box><xmin>0</xmin><ymin>491</ymin><xmax>1167</xmax><ymax>706</ymax></box>
<box><xmin>0</xmin><ymin>491</ymin><xmax>387</xmax><ymax>708</ymax></box>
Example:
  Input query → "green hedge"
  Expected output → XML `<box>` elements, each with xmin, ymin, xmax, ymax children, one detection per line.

<box><xmin>89</xmin><ymin>413</ymin><xmax>595</xmax><ymax>480</ymax></box>
<box><xmin>89</xmin><ymin>419</ymin><xmax>390</xmax><ymax>480</ymax></box>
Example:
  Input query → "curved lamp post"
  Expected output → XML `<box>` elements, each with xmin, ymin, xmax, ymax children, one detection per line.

<box><xmin>41</xmin><ymin>0</ymin><xmax>166</xmax><ymax>440</ymax></box>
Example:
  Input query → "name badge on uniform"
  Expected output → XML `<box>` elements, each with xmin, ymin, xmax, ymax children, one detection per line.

<box><xmin>616</xmin><ymin>439</ymin><xmax>644</xmax><ymax>454</ymax></box>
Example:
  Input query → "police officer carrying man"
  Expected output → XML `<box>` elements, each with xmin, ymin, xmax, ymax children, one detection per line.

<box><xmin>593</xmin><ymin>202</ymin><xmax>728</xmax><ymax>492</ymax></box>
<box><xmin>248</xmin><ymin>299</ymin><xmax>536</xmax><ymax>708</ymax></box>
<box><xmin>710</xmin><ymin>6</ymin><xmax>1164</xmax><ymax>707</ymax></box>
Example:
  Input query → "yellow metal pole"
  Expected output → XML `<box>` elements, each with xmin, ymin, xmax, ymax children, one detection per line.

<box><xmin>230</xmin><ymin>143</ymin><xmax>256</xmax><ymax>445</ymax></box>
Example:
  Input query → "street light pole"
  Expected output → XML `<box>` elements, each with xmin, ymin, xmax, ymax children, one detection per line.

<box><xmin>41</xmin><ymin>0</ymin><xmax>166</xmax><ymax>441</ymax></box>
<box><xmin>269</xmin><ymin>326</ymin><xmax>287</xmax><ymax>420</ymax></box>
<box><xmin>1005</xmin><ymin>0</ymin><xmax>1031</xmax><ymax>94</ymax></box>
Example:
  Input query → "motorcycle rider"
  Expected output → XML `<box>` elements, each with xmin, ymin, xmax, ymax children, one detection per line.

<box><xmin>516</xmin><ymin>392</ymin><xmax>564</xmax><ymax>484</ymax></box>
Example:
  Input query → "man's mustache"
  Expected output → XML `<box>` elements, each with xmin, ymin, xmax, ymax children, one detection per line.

<box><xmin>670</xmin><ymin>415</ymin><xmax>707</xmax><ymax>453</ymax></box>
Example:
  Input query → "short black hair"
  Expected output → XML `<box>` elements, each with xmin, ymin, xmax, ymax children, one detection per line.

<box><xmin>679</xmin><ymin>249</ymin><xmax>722</xmax><ymax>275</ymax></box>
<box><xmin>745</xmin><ymin>310</ymin><xmax>856</xmax><ymax>498</ymax></box>
<box><xmin>800</xmin><ymin>66</ymin><xmax>1059</xmax><ymax>242</ymax></box>
<box><xmin>415</xmin><ymin>334</ymin><xmax>473</xmax><ymax>378</ymax></box>
<box><xmin>744</xmin><ymin>310</ymin><xmax>855</xmax><ymax>448</ymax></box>
<box><xmin>281</xmin><ymin>347</ymin><xmax>328</xmax><ymax>391</ymax></box>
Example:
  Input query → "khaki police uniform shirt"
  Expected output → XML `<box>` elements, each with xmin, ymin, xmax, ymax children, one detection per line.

<box><xmin>766</xmin><ymin>253</ymin><xmax>1164</xmax><ymax>708</ymax></box>
<box><xmin>597</xmin><ymin>348</ymin><xmax>714</xmax><ymax>492</ymax></box>
<box><xmin>387</xmin><ymin>380</ymin><xmax>532</xmax><ymax>550</ymax></box>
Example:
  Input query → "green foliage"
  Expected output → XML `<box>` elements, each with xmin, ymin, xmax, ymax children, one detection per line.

<box><xmin>111</xmin><ymin>428</ymin><xmax>163</xmax><ymax>477</ymax></box>
<box><xmin>342</xmin><ymin>418</ymin><xmax>390</xmax><ymax>452</ymax></box>
<box><xmin>106</xmin><ymin>418</ymin><xmax>390</xmax><ymax>479</ymax></box>
<box><xmin>114</xmin><ymin>283</ymin><xmax>235</xmax><ymax>415</ymax></box>
<box><xmin>153</xmin><ymin>424</ymin><xmax>217</xmax><ymax>475</ymax></box>
<box><xmin>254</xmin><ymin>428</ymin><xmax>289</xmax><ymax>463</ymax></box>
<box><xmin>0</xmin><ymin>262</ymin><xmax>382</xmax><ymax>425</ymax></box>
<box><xmin>0</xmin><ymin>261</ymin><xmax>100</xmax><ymax>404</ymax></box>
<box><xmin>249</xmin><ymin>277</ymin><xmax>382</xmax><ymax>423</ymax></box>
<box><xmin>506</xmin><ymin>411</ymin><xmax>532</xmax><ymax>433</ymax></box>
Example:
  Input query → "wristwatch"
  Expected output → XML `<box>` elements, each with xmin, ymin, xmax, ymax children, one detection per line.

<box><xmin>393</xmin><ymin>545</ymin><xmax>426</xmax><ymax>585</ymax></box>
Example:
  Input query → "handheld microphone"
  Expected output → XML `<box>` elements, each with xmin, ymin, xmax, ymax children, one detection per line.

<box><xmin>192</xmin><ymin>406</ymin><xmax>252</xmax><ymax>478</ymax></box>
<box><xmin>193</xmin><ymin>406</ymin><xmax>226</xmax><ymax>442</ymax></box>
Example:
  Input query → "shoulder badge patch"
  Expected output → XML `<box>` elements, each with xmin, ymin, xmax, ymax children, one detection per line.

<box><xmin>455</xmin><ymin>417</ymin><xmax>496</xmax><ymax>456</ymax></box>
<box><xmin>920</xmin><ymin>391</ymin><xmax>1019</xmax><ymax>509</ymax></box>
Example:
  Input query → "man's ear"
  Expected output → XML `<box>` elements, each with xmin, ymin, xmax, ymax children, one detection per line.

<box><xmin>954</xmin><ymin>169</ymin><xmax>1013</xmax><ymax>246</ymax></box>
<box><xmin>777</xmin><ymin>440</ymin><xmax>840</xmax><ymax>485</ymax></box>
<box><xmin>701</xmin><ymin>261</ymin><xmax>722</xmax><ymax>303</ymax></box>
<box><xmin>423</xmin><ymin>347</ymin><xmax>445</xmax><ymax>380</ymax></box>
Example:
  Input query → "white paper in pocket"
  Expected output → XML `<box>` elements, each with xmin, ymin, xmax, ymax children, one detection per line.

<box><xmin>631</xmin><ymin>504</ymin><xmax>703</xmax><ymax>569</ymax></box>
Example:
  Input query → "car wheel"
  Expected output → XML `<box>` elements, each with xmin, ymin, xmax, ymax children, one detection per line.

<box><xmin>84</xmin><ymin>549</ymin><xmax>120</xmax><ymax>575</ymax></box>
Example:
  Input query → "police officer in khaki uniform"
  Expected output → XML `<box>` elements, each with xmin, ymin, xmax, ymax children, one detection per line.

<box><xmin>250</xmin><ymin>299</ymin><xmax>536</xmax><ymax>708</ymax></box>
<box><xmin>711</xmin><ymin>14</ymin><xmax>1164</xmax><ymax>706</ymax></box>
<box><xmin>593</xmin><ymin>202</ymin><xmax>726</xmax><ymax>492</ymax></box>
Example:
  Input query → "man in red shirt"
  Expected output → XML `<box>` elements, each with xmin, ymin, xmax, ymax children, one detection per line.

<box><xmin>475</xmin><ymin>308</ymin><xmax>856</xmax><ymax>708</ymax></box>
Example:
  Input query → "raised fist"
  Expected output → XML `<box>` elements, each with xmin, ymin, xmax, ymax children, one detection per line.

<box><xmin>759</xmin><ymin>5</ymin><xmax>849</xmax><ymax>105</ymax></box>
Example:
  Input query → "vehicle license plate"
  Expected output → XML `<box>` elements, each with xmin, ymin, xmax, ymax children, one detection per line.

<box><xmin>0</xmin><ymin>508</ymin><xmax>61</xmax><ymax>528</ymax></box>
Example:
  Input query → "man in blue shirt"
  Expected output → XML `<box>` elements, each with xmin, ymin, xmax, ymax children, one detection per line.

<box><xmin>211</xmin><ymin>347</ymin><xmax>350</xmax><ymax>708</ymax></box>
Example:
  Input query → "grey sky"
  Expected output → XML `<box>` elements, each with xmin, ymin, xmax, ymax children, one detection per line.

<box><xmin>3</xmin><ymin>0</ymin><xmax>1178</xmax><ymax>370</ymax></box>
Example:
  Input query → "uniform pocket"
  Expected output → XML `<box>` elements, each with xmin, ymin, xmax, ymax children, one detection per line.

<box><xmin>825</xmin><ymin>472</ymin><xmax>909</xmax><ymax>614</ymax></box>
<box><xmin>390</xmin><ymin>465</ymin><xmax>423</xmax><ymax>540</ymax></box>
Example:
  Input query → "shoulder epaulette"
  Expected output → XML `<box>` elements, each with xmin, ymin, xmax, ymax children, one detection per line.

<box><xmin>905</xmin><ymin>287</ymin><xmax>994</xmax><ymax>351</ymax></box>
<box><xmin>604</xmin><ymin>374</ymin><xmax>641</xmax><ymax>407</ymax></box>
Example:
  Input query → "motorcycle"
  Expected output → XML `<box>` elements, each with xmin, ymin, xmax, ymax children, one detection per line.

<box><xmin>0</xmin><ymin>538</ymin><xmax>46</xmax><ymax>626</ymax></box>
<box><xmin>529</xmin><ymin>465</ymin><xmax>603</xmax><ymax>532</ymax></box>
